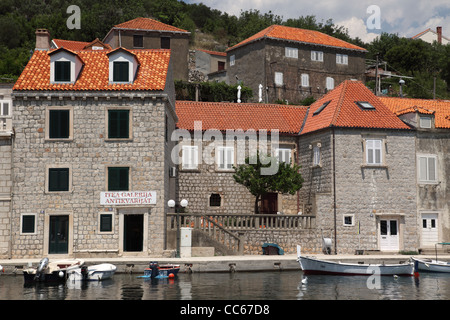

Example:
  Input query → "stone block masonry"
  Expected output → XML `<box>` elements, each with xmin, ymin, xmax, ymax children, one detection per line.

<box><xmin>10</xmin><ymin>93</ymin><xmax>176</xmax><ymax>259</ymax></box>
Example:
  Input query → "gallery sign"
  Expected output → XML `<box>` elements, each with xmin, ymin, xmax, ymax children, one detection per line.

<box><xmin>100</xmin><ymin>191</ymin><xmax>157</xmax><ymax>205</ymax></box>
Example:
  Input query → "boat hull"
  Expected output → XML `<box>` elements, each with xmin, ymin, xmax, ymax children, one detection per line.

<box><xmin>139</xmin><ymin>264</ymin><xmax>180</xmax><ymax>279</ymax></box>
<box><xmin>299</xmin><ymin>256</ymin><xmax>414</xmax><ymax>276</ymax></box>
<box><xmin>67</xmin><ymin>263</ymin><xmax>117</xmax><ymax>281</ymax></box>
<box><xmin>23</xmin><ymin>270</ymin><xmax>67</xmax><ymax>283</ymax></box>
<box><xmin>411</xmin><ymin>257</ymin><xmax>450</xmax><ymax>273</ymax></box>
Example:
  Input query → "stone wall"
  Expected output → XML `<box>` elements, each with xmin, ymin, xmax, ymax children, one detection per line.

<box><xmin>11</xmin><ymin>92</ymin><xmax>176</xmax><ymax>258</ymax></box>
<box><xmin>0</xmin><ymin>138</ymin><xmax>12</xmax><ymax>258</ymax></box>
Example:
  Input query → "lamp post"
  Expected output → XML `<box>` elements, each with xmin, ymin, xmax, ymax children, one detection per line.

<box><xmin>168</xmin><ymin>199</ymin><xmax>188</xmax><ymax>258</ymax></box>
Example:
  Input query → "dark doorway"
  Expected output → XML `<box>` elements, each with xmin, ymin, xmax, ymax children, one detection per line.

<box><xmin>49</xmin><ymin>215</ymin><xmax>69</xmax><ymax>254</ymax></box>
<box><xmin>124</xmin><ymin>214</ymin><xmax>143</xmax><ymax>252</ymax></box>
<box><xmin>260</xmin><ymin>193</ymin><xmax>278</xmax><ymax>214</ymax></box>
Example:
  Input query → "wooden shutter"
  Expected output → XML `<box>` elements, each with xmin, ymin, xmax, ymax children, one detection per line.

<box><xmin>48</xmin><ymin>168</ymin><xmax>69</xmax><ymax>191</ymax></box>
<box><xmin>49</xmin><ymin>110</ymin><xmax>70</xmax><ymax>139</ymax></box>
<box><xmin>108</xmin><ymin>167</ymin><xmax>129</xmax><ymax>191</ymax></box>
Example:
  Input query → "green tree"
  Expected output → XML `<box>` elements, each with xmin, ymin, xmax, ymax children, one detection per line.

<box><xmin>233</xmin><ymin>153</ymin><xmax>303</xmax><ymax>214</ymax></box>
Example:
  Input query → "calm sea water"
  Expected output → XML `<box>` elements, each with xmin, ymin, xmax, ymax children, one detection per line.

<box><xmin>0</xmin><ymin>271</ymin><xmax>449</xmax><ymax>301</ymax></box>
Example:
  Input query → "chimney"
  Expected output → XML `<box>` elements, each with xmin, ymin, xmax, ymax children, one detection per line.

<box><xmin>35</xmin><ymin>29</ymin><xmax>51</xmax><ymax>50</ymax></box>
<box><xmin>437</xmin><ymin>26</ymin><xmax>442</xmax><ymax>44</ymax></box>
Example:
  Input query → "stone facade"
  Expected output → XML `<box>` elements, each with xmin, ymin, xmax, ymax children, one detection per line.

<box><xmin>9</xmin><ymin>91</ymin><xmax>176</xmax><ymax>259</ymax></box>
<box><xmin>298</xmin><ymin>128</ymin><xmax>418</xmax><ymax>254</ymax></box>
<box><xmin>226</xmin><ymin>38</ymin><xmax>366</xmax><ymax>103</ymax></box>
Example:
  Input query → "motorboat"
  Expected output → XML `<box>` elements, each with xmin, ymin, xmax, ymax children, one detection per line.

<box><xmin>138</xmin><ymin>261</ymin><xmax>180</xmax><ymax>279</ymax></box>
<box><xmin>297</xmin><ymin>246</ymin><xmax>414</xmax><ymax>276</ymax></box>
<box><xmin>67</xmin><ymin>263</ymin><xmax>117</xmax><ymax>281</ymax></box>
<box><xmin>23</xmin><ymin>258</ymin><xmax>84</xmax><ymax>283</ymax></box>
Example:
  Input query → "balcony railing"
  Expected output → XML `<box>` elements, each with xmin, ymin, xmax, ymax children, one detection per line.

<box><xmin>167</xmin><ymin>213</ymin><xmax>316</xmax><ymax>254</ymax></box>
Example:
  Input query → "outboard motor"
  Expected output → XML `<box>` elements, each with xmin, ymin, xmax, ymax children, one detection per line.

<box><xmin>149</xmin><ymin>261</ymin><xmax>159</xmax><ymax>278</ymax></box>
<box><xmin>81</xmin><ymin>265</ymin><xmax>89</xmax><ymax>280</ymax></box>
<box><xmin>34</xmin><ymin>257</ymin><xmax>49</xmax><ymax>281</ymax></box>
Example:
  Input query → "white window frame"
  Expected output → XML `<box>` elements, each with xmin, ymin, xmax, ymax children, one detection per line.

<box><xmin>0</xmin><ymin>99</ymin><xmax>12</xmax><ymax>117</ymax></box>
<box><xmin>182</xmin><ymin>145</ymin><xmax>199</xmax><ymax>170</ymax></box>
<box><xmin>230</xmin><ymin>55</ymin><xmax>235</xmax><ymax>66</ymax></box>
<box><xmin>274</xmin><ymin>72</ymin><xmax>283</xmax><ymax>86</ymax></box>
<box><xmin>313</xmin><ymin>144</ymin><xmax>321</xmax><ymax>166</ymax></box>
<box><xmin>301</xmin><ymin>74</ymin><xmax>309</xmax><ymax>87</ymax></box>
<box><xmin>20</xmin><ymin>213</ymin><xmax>37</xmax><ymax>235</ymax></box>
<box><xmin>285</xmin><ymin>47</ymin><xmax>298</xmax><ymax>58</ymax></box>
<box><xmin>343</xmin><ymin>214</ymin><xmax>355</xmax><ymax>226</ymax></box>
<box><xmin>276</xmin><ymin>148</ymin><xmax>292</xmax><ymax>165</ymax></box>
<box><xmin>216</xmin><ymin>146</ymin><xmax>234</xmax><ymax>171</ymax></box>
<box><xmin>311</xmin><ymin>50</ymin><xmax>323</xmax><ymax>62</ymax></box>
<box><xmin>336</xmin><ymin>54</ymin><xmax>348</xmax><ymax>65</ymax></box>
<box><xmin>418</xmin><ymin>154</ymin><xmax>437</xmax><ymax>184</ymax></box>
<box><xmin>326</xmin><ymin>77</ymin><xmax>334</xmax><ymax>90</ymax></box>
<box><xmin>419</xmin><ymin>116</ymin><xmax>432</xmax><ymax>129</ymax></box>
<box><xmin>365</xmin><ymin>139</ymin><xmax>383</xmax><ymax>166</ymax></box>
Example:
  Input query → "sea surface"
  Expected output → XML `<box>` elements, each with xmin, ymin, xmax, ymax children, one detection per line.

<box><xmin>0</xmin><ymin>270</ymin><xmax>449</xmax><ymax>300</ymax></box>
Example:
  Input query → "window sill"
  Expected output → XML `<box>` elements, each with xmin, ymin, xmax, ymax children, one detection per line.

<box><xmin>105</xmin><ymin>138</ymin><xmax>133</xmax><ymax>142</ymax></box>
<box><xmin>310</xmin><ymin>164</ymin><xmax>322</xmax><ymax>169</ymax></box>
<box><xmin>180</xmin><ymin>169</ymin><xmax>200</xmax><ymax>173</ymax></box>
<box><xmin>215</xmin><ymin>169</ymin><xmax>235</xmax><ymax>173</ymax></box>
<box><xmin>45</xmin><ymin>138</ymin><xmax>73</xmax><ymax>142</ymax></box>
<box><xmin>361</xmin><ymin>164</ymin><xmax>388</xmax><ymax>169</ymax></box>
<box><xmin>418</xmin><ymin>181</ymin><xmax>439</xmax><ymax>185</ymax></box>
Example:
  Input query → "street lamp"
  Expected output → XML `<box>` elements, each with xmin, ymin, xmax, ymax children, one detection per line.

<box><xmin>168</xmin><ymin>199</ymin><xmax>188</xmax><ymax>258</ymax></box>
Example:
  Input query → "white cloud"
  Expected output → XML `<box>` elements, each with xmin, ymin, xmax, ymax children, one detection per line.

<box><xmin>338</xmin><ymin>17</ymin><xmax>379</xmax><ymax>43</ymax></box>
<box><xmin>189</xmin><ymin>0</ymin><xmax>450</xmax><ymax>40</ymax></box>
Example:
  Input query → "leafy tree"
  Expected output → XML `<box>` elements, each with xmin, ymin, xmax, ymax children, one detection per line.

<box><xmin>233</xmin><ymin>153</ymin><xmax>303</xmax><ymax>214</ymax></box>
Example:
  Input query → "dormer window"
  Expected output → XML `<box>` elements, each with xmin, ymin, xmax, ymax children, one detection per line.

<box><xmin>49</xmin><ymin>48</ymin><xmax>83</xmax><ymax>84</ymax></box>
<box><xmin>107</xmin><ymin>48</ymin><xmax>139</xmax><ymax>84</ymax></box>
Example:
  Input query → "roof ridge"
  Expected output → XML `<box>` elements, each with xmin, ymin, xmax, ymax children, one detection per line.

<box><xmin>330</xmin><ymin>80</ymin><xmax>349</xmax><ymax>127</ymax></box>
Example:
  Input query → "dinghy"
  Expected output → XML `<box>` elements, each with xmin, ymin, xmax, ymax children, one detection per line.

<box><xmin>67</xmin><ymin>263</ymin><xmax>117</xmax><ymax>281</ymax></box>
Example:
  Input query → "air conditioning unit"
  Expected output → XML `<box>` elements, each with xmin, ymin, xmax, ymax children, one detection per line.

<box><xmin>169</xmin><ymin>167</ymin><xmax>177</xmax><ymax>178</ymax></box>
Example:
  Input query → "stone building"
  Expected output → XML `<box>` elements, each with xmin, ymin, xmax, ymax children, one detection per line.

<box><xmin>174</xmin><ymin>81</ymin><xmax>423</xmax><ymax>254</ymax></box>
<box><xmin>175</xmin><ymin>100</ymin><xmax>308</xmax><ymax>216</ymax></box>
<box><xmin>8</xmin><ymin>43</ymin><xmax>177</xmax><ymax>259</ymax></box>
<box><xmin>103</xmin><ymin>17</ymin><xmax>190</xmax><ymax>81</ymax></box>
<box><xmin>226</xmin><ymin>25</ymin><xmax>367</xmax><ymax>104</ymax></box>
<box><xmin>191</xmin><ymin>49</ymin><xmax>227</xmax><ymax>83</ymax></box>
<box><xmin>381</xmin><ymin>97</ymin><xmax>450</xmax><ymax>250</ymax></box>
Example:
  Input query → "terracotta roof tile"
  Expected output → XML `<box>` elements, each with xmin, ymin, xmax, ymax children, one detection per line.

<box><xmin>13</xmin><ymin>48</ymin><xmax>170</xmax><ymax>91</ymax></box>
<box><xmin>176</xmin><ymin>101</ymin><xmax>308</xmax><ymax>134</ymax></box>
<box><xmin>380</xmin><ymin>97</ymin><xmax>450</xmax><ymax>129</ymax></box>
<box><xmin>227</xmin><ymin>25</ymin><xmax>367</xmax><ymax>52</ymax></box>
<box><xmin>300</xmin><ymin>81</ymin><xmax>410</xmax><ymax>134</ymax></box>
<box><xmin>113</xmin><ymin>17</ymin><xmax>189</xmax><ymax>33</ymax></box>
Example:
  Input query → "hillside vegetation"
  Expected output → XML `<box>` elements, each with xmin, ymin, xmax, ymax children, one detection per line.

<box><xmin>1</xmin><ymin>0</ymin><xmax>450</xmax><ymax>98</ymax></box>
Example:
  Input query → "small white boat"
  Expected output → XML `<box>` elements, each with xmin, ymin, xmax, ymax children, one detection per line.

<box><xmin>23</xmin><ymin>258</ymin><xmax>84</xmax><ymax>283</ymax></box>
<box><xmin>67</xmin><ymin>263</ymin><xmax>117</xmax><ymax>281</ymax></box>
<box><xmin>297</xmin><ymin>246</ymin><xmax>414</xmax><ymax>276</ymax></box>
<box><xmin>411</xmin><ymin>257</ymin><xmax>450</xmax><ymax>273</ymax></box>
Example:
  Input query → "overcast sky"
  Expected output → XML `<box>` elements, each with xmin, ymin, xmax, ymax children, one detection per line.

<box><xmin>187</xmin><ymin>0</ymin><xmax>450</xmax><ymax>43</ymax></box>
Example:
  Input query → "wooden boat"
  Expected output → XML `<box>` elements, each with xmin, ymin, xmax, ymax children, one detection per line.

<box><xmin>297</xmin><ymin>246</ymin><xmax>414</xmax><ymax>276</ymax></box>
<box><xmin>138</xmin><ymin>262</ymin><xmax>180</xmax><ymax>279</ymax></box>
<box><xmin>411</xmin><ymin>257</ymin><xmax>450</xmax><ymax>273</ymax></box>
<box><xmin>411</xmin><ymin>242</ymin><xmax>450</xmax><ymax>273</ymax></box>
<box><xmin>23</xmin><ymin>258</ymin><xmax>84</xmax><ymax>283</ymax></box>
<box><xmin>67</xmin><ymin>263</ymin><xmax>117</xmax><ymax>281</ymax></box>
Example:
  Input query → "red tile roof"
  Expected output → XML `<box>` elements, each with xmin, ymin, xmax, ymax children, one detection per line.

<box><xmin>113</xmin><ymin>17</ymin><xmax>189</xmax><ymax>33</ymax></box>
<box><xmin>53</xmin><ymin>38</ymin><xmax>112</xmax><ymax>51</ymax></box>
<box><xmin>300</xmin><ymin>80</ymin><xmax>410</xmax><ymax>134</ymax></box>
<box><xmin>13</xmin><ymin>48</ymin><xmax>170</xmax><ymax>91</ymax></box>
<box><xmin>227</xmin><ymin>25</ymin><xmax>367</xmax><ymax>52</ymax></box>
<box><xmin>176</xmin><ymin>101</ymin><xmax>308</xmax><ymax>134</ymax></box>
<box><xmin>380</xmin><ymin>97</ymin><xmax>450</xmax><ymax>129</ymax></box>
<box><xmin>197</xmin><ymin>49</ymin><xmax>226</xmax><ymax>57</ymax></box>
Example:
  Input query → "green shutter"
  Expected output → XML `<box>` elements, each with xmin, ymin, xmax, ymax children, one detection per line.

<box><xmin>48</xmin><ymin>168</ymin><xmax>69</xmax><ymax>191</ymax></box>
<box><xmin>113</xmin><ymin>62</ymin><xmax>129</xmax><ymax>82</ymax></box>
<box><xmin>100</xmin><ymin>214</ymin><xmax>113</xmax><ymax>232</ymax></box>
<box><xmin>55</xmin><ymin>61</ymin><xmax>71</xmax><ymax>82</ymax></box>
<box><xmin>49</xmin><ymin>110</ymin><xmax>70</xmax><ymax>139</ymax></box>
<box><xmin>108</xmin><ymin>110</ymin><xmax>129</xmax><ymax>139</ymax></box>
<box><xmin>22</xmin><ymin>215</ymin><xmax>35</xmax><ymax>233</ymax></box>
<box><xmin>108</xmin><ymin>167</ymin><xmax>129</xmax><ymax>191</ymax></box>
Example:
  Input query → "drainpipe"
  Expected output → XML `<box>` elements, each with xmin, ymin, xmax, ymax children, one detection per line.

<box><xmin>332</xmin><ymin>127</ymin><xmax>337</xmax><ymax>254</ymax></box>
